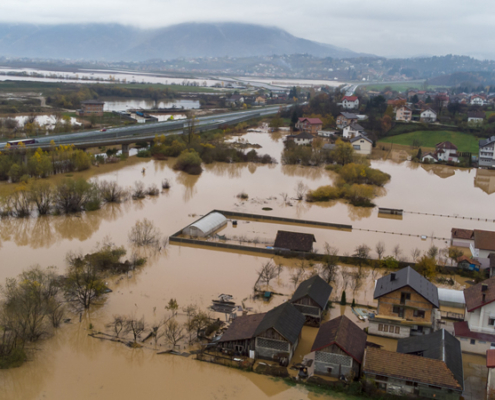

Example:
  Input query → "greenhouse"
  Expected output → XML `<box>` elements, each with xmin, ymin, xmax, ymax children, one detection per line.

<box><xmin>182</xmin><ymin>212</ymin><xmax>227</xmax><ymax>237</ymax></box>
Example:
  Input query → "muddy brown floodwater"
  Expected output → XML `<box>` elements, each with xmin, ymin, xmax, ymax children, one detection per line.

<box><xmin>0</xmin><ymin>130</ymin><xmax>493</xmax><ymax>399</ymax></box>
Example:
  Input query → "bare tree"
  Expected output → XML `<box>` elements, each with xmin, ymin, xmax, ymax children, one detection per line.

<box><xmin>257</xmin><ymin>260</ymin><xmax>278</xmax><ymax>286</ymax></box>
<box><xmin>100</xmin><ymin>180</ymin><xmax>128</xmax><ymax>203</ymax></box>
<box><xmin>145</xmin><ymin>184</ymin><xmax>159</xmax><ymax>196</ymax></box>
<box><xmin>164</xmin><ymin>318</ymin><xmax>185</xmax><ymax>348</ymax></box>
<box><xmin>427</xmin><ymin>245</ymin><xmax>439</xmax><ymax>260</ymax></box>
<box><xmin>125</xmin><ymin>316</ymin><xmax>147</xmax><ymax>343</ymax></box>
<box><xmin>411</xmin><ymin>248</ymin><xmax>421</xmax><ymax>263</ymax></box>
<box><xmin>375</xmin><ymin>241</ymin><xmax>386</xmax><ymax>260</ymax></box>
<box><xmin>29</xmin><ymin>181</ymin><xmax>52</xmax><ymax>215</ymax></box>
<box><xmin>107</xmin><ymin>315</ymin><xmax>127</xmax><ymax>338</ymax></box>
<box><xmin>165</xmin><ymin>298</ymin><xmax>179</xmax><ymax>317</ymax></box>
<box><xmin>132</xmin><ymin>181</ymin><xmax>146</xmax><ymax>199</ymax></box>
<box><xmin>128</xmin><ymin>219</ymin><xmax>162</xmax><ymax>247</ymax></box>
<box><xmin>350</xmin><ymin>266</ymin><xmax>369</xmax><ymax>295</ymax></box>
<box><xmin>290</xmin><ymin>264</ymin><xmax>306</xmax><ymax>288</ymax></box>
<box><xmin>393</xmin><ymin>244</ymin><xmax>402</xmax><ymax>260</ymax></box>
<box><xmin>294</xmin><ymin>181</ymin><xmax>308</xmax><ymax>201</ymax></box>
<box><xmin>340</xmin><ymin>268</ymin><xmax>352</xmax><ymax>291</ymax></box>
<box><xmin>321</xmin><ymin>243</ymin><xmax>339</xmax><ymax>284</ymax></box>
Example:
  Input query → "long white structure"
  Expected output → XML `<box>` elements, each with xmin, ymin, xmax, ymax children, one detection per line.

<box><xmin>182</xmin><ymin>212</ymin><xmax>227</xmax><ymax>237</ymax></box>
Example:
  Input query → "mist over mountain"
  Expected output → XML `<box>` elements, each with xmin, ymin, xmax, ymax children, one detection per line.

<box><xmin>0</xmin><ymin>22</ymin><xmax>365</xmax><ymax>61</ymax></box>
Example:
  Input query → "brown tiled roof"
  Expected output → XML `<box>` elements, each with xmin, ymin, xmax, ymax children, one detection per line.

<box><xmin>363</xmin><ymin>348</ymin><xmax>462</xmax><ymax>391</ymax></box>
<box><xmin>463</xmin><ymin>276</ymin><xmax>495</xmax><ymax>312</ymax></box>
<box><xmin>474</xmin><ymin>230</ymin><xmax>495</xmax><ymax>251</ymax></box>
<box><xmin>451</xmin><ymin>228</ymin><xmax>474</xmax><ymax>240</ymax></box>
<box><xmin>457</xmin><ymin>255</ymin><xmax>481</xmax><ymax>266</ymax></box>
<box><xmin>311</xmin><ymin>315</ymin><xmax>367</xmax><ymax>364</ymax></box>
<box><xmin>298</xmin><ymin>118</ymin><xmax>323</xmax><ymax>125</ymax></box>
<box><xmin>274</xmin><ymin>231</ymin><xmax>316</xmax><ymax>252</ymax></box>
<box><xmin>436</xmin><ymin>141</ymin><xmax>458</xmax><ymax>150</ymax></box>
<box><xmin>454</xmin><ymin>321</ymin><xmax>495</xmax><ymax>342</ymax></box>
<box><xmin>487</xmin><ymin>349</ymin><xmax>495</xmax><ymax>368</ymax></box>
<box><xmin>219</xmin><ymin>313</ymin><xmax>265</xmax><ymax>343</ymax></box>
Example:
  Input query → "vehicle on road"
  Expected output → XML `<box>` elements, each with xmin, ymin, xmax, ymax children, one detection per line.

<box><xmin>7</xmin><ymin>139</ymin><xmax>38</xmax><ymax>146</ymax></box>
<box><xmin>100</xmin><ymin>128</ymin><xmax>107</xmax><ymax>132</ymax></box>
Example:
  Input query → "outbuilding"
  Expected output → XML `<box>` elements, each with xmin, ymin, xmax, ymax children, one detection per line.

<box><xmin>182</xmin><ymin>212</ymin><xmax>227</xmax><ymax>237</ymax></box>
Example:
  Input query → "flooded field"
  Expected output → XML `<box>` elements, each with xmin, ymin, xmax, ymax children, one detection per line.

<box><xmin>0</xmin><ymin>129</ymin><xmax>493</xmax><ymax>399</ymax></box>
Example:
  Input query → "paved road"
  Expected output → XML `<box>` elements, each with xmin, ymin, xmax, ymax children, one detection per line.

<box><xmin>1</xmin><ymin>105</ymin><xmax>286</xmax><ymax>150</ymax></box>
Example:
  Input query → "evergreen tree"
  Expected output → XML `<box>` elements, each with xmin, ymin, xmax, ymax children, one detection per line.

<box><xmin>417</xmin><ymin>147</ymin><xmax>422</xmax><ymax>160</ymax></box>
<box><xmin>340</xmin><ymin>290</ymin><xmax>347</xmax><ymax>305</ymax></box>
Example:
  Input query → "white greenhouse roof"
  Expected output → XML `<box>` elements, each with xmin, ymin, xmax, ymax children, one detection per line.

<box><xmin>438</xmin><ymin>288</ymin><xmax>465</xmax><ymax>305</ymax></box>
<box><xmin>187</xmin><ymin>212</ymin><xmax>227</xmax><ymax>235</ymax></box>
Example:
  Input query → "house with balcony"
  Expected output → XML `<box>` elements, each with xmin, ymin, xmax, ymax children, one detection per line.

<box><xmin>479</xmin><ymin>136</ymin><xmax>495</xmax><ymax>168</ymax></box>
<box><xmin>336</xmin><ymin>112</ymin><xmax>358</xmax><ymax>129</ymax></box>
<box><xmin>290</xmin><ymin>275</ymin><xmax>332</xmax><ymax>326</ymax></box>
<box><xmin>296</xmin><ymin>118</ymin><xmax>322</xmax><ymax>135</ymax></box>
<box><xmin>396</xmin><ymin>106</ymin><xmax>412</xmax><ymax>122</ymax></box>
<box><xmin>368</xmin><ymin>266</ymin><xmax>439</xmax><ymax>338</ymax></box>
<box><xmin>454</xmin><ymin>277</ymin><xmax>495</xmax><ymax>354</ymax></box>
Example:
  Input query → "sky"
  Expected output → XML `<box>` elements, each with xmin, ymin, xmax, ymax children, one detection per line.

<box><xmin>1</xmin><ymin>0</ymin><xmax>495</xmax><ymax>59</ymax></box>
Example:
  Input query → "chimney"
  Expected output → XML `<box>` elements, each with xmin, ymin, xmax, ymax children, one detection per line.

<box><xmin>483</xmin><ymin>293</ymin><xmax>486</xmax><ymax>303</ymax></box>
<box><xmin>390</xmin><ymin>273</ymin><xmax>396</xmax><ymax>281</ymax></box>
<box><xmin>482</xmin><ymin>284</ymin><xmax>488</xmax><ymax>292</ymax></box>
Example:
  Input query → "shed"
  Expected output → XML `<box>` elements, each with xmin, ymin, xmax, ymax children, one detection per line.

<box><xmin>274</xmin><ymin>231</ymin><xmax>316</xmax><ymax>252</ymax></box>
<box><xmin>182</xmin><ymin>212</ymin><xmax>227</xmax><ymax>237</ymax></box>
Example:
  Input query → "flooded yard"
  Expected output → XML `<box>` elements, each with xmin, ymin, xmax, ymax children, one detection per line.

<box><xmin>0</xmin><ymin>128</ymin><xmax>493</xmax><ymax>399</ymax></box>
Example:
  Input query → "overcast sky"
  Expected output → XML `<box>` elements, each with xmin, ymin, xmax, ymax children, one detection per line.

<box><xmin>1</xmin><ymin>0</ymin><xmax>494</xmax><ymax>59</ymax></box>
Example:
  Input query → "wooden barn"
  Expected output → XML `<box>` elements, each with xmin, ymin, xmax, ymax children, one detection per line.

<box><xmin>290</xmin><ymin>275</ymin><xmax>332</xmax><ymax>326</ymax></box>
<box><xmin>274</xmin><ymin>231</ymin><xmax>316</xmax><ymax>252</ymax></box>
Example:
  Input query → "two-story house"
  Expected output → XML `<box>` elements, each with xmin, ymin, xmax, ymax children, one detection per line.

<box><xmin>290</xmin><ymin>275</ymin><xmax>332</xmax><ymax>326</ymax></box>
<box><xmin>468</xmin><ymin>111</ymin><xmax>485</xmax><ymax>125</ymax></box>
<box><xmin>77</xmin><ymin>100</ymin><xmax>104</xmax><ymax>116</ymax></box>
<box><xmin>470</xmin><ymin>229</ymin><xmax>495</xmax><ymax>270</ymax></box>
<box><xmin>454</xmin><ymin>277</ymin><xmax>495</xmax><ymax>354</ymax></box>
<box><xmin>306</xmin><ymin>315</ymin><xmax>367</xmax><ymax>379</ymax></box>
<box><xmin>396</xmin><ymin>106</ymin><xmax>412</xmax><ymax>122</ymax></box>
<box><xmin>285</xmin><ymin>131</ymin><xmax>314</xmax><ymax>146</ymax></box>
<box><xmin>296</xmin><ymin>118</ymin><xmax>323</xmax><ymax>135</ymax></box>
<box><xmin>350</xmin><ymin>135</ymin><xmax>373</xmax><ymax>155</ymax></box>
<box><xmin>343</xmin><ymin>122</ymin><xmax>366</xmax><ymax>139</ymax></box>
<box><xmin>336</xmin><ymin>112</ymin><xmax>358</xmax><ymax>129</ymax></box>
<box><xmin>470</xmin><ymin>95</ymin><xmax>485</xmax><ymax>106</ymax></box>
<box><xmin>420</xmin><ymin>108</ymin><xmax>437</xmax><ymax>123</ymax></box>
<box><xmin>341</xmin><ymin>96</ymin><xmax>359</xmax><ymax>109</ymax></box>
<box><xmin>369</xmin><ymin>266</ymin><xmax>439</xmax><ymax>338</ymax></box>
<box><xmin>421</xmin><ymin>141</ymin><xmax>459</xmax><ymax>164</ymax></box>
<box><xmin>479</xmin><ymin>136</ymin><xmax>495</xmax><ymax>168</ymax></box>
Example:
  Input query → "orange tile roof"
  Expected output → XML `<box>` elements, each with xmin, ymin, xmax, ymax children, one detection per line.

<box><xmin>363</xmin><ymin>348</ymin><xmax>462</xmax><ymax>391</ymax></box>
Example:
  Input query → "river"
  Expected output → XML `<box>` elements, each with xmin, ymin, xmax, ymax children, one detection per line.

<box><xmin>0</xmin><ymin>129</ymin><xmax>491</xmax><ymax>399</ymax></box>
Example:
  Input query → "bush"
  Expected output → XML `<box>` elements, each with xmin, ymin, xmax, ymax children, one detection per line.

<box><xmin>136</xmin><ymin>150</ymin><xmax>151</xmax><ymax>158</ymax></box>
<box><xmin>162</xmin><ymin>179</ymin><xmax>171</xmax><ymax>189</ymax></box>
<box><xmin>173</xmin><ymin>149</ymin><xmax>203</xmax><ymax>175</ymax></box>
<box><xmin>145</xmin><ymin>184</ymin><xmax>159</xmax><ymax>196</ymax></box>
<box><xmin>0</xmin><ymin>347</ymin><xmax>27</xmax><ymax>369</ymax></box>
<box><xmin>132</xmin><ymin>182</ymin><xmax>146</xmax><ymax>199</ymax></box>
<box><xmin>306</xmin><ymin>185</ymin><xmax>341</xmax><ymax>202</ymax></box>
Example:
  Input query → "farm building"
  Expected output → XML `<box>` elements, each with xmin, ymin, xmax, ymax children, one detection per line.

<box><xmin>290</xmin><ymin>275</ymin><xmax>332</xmax><ymax>326</ymax></box>
<box><xmin>182</xmin><ymin>212</ymin><xmax>227</xmax><ymax>237</ymax></box>
<box><xmin>274</xmin><ymin>231</ymin><xmax>316</xmax><ymax>252</ymax></box>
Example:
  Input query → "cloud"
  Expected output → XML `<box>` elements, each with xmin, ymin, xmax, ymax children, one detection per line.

<box><xmin>1</xmin><ymin>0</ymin><xmax>495</xmax><ymax>58</ymax></box>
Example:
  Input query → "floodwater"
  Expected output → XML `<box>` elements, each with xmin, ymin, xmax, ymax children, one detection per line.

<box><xmin>5</xmin><ymin>115</ymin><xmax>81</xmax><ymax>129</ymax></box>
<box><xmin>103</xmin><ymin>99</ymin><xmax>200</xmax><ymax>112</ymax></box>
<box><xmin>0</xmin><ymin>128</ymin><xmax>493</xmax><ymax>399</ymax></box>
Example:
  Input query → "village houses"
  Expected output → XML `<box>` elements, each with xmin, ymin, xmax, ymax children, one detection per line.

<box><xmin>368</xmin><ymin>266</ymin><xmax>439</xmax><ymax>338</ymax></box>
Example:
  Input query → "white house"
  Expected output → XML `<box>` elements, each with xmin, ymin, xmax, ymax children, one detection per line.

<box><xmin>341</xmin><ymin>96</ymin><xmax>359</xmax><ymax>110</ymax></box>
<box><xmin>479</xmin><ymin>136</ymin><xmax>495</xmax><ymax>168</ymax></box>
<box><xmin>468</xmin><ymin>111</ymin><xmax>485</xmax><ymax>125</ymax></box>
<box><xmin>343</xmin><ymin>122</ymin><xmax>366</xmax><ymax>139</ymax></box>
<box><xmin>420</xmin><ymin>108</ymin><xmax>437</xmax><ymax>123</ymax></box>
<box><xmin>436</xmin><ymin>141</ymin><xmax>459</xmax><ymax>163</ymax></box>
<box><xmin>470</xmin><ymin>95</ymin><xmax>485</xmax><ymax>106</ymax></box>
<box><xmin>286</xmin><ymin>131</ymin><xmax>314</xmax><ymax>145</ymax></box>
<box><xmin>454</xmin><ymin>277</ymin><xmax>495</xmax><ymax>355</ymax></box>
<box><xmin>470</xmin><ymin>229</ymin><xmax>495</xmax><ymax>269</ymax></box>
<box><xmin>350</xmin><ymin>135</ymin><xmax>373</xmax><ymax>155</ymax></box>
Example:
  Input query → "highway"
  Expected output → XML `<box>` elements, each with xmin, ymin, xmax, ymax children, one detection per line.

<box><xmin>1</xmin><ymin>105</ymin><xmax>286</xmax><ymax>150</ymax></box>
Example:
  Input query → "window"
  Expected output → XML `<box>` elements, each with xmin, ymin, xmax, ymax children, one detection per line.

<box><xmin>384</xmin><ymin>325</ymin><xmax>389</xmax><ymax>333</ymax></box>
<box><xmin>327</xmin><ymin>367</ymin><xmax>333</xmax><ymax>374</ymax></box>
<box><xmin>470</xmin><ymin>339</ymin><xmax>476</xmax><ymax>345</ymax></box>
<box><xmin>489</xmin><ymin>318</ymin><xmax>495</xmax><ymax>326</ymax></box>
<box><xmin>413</xmin><ymin>310</ymin><xmax>425</xmax><ymax>318</ymax></box>
<box><xmin>405</xmin><ymin>381</ymin><xmax>414</xmax><ymax>386</ymax></box>
<box><xmin>378</xmin><ymin>324</ymin><xmax>383</xmax><ymax>332</ymax></box>
<box><xmin>395</xmin><ymin>326</ymin><xmax>400</xmax><ymax>334</ymax></box>
<box><xmin>400</xmin><ymin>293</ymin><xmax>411</xmax><ymax>304</ymax></box>
<box><xmin>376</xmin><ymin>375</ymin><xmax>388</xmax><ymax>382</ymax></box>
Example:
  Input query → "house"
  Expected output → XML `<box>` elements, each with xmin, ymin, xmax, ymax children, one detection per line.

<box><xmin>396</xmin><ymin>329</ymin><xmax>464</xmax><ymax>394</ymax></box>
<box><xmin>290</xmin><ymin>275</ymin><xmax>332</xmax><ymax>326</ymax></box>
<box><xmin>420</xmin><ymin>108</ymin><xmax>437</xmax><ymax>123</ymax></box>
<box><xmin>274</xmin><ymin>231</ymin><xmax>316</xmax><ymax>252</ymax></box>
<box><xmin>470</xmin><ymin>229</ymin><xmax>495</xmax><ymax>269</ymax></box>
<box><xmin>218</xmin><ymin>302</ymin><xmax>305</xmax><ymax>362</ymax></box>
<box><xmin>457</xmin><ymin>255</ymin><xmax>481</xmax><ymax>272</ymax></box>
<box><xmin>226</xmin><ymin>95</ymin><xmax>245</xmax><ymax>106</ymax></box>
<box><xmin>341</xmin><ymin>96</ymin><xmax>359</xmax><ymax>109</ymax></box>
<box><xmin>396</xmin><ymin>106</ymin><xmax>412</xmax><ymax>122</ymax></box>
<box><xmin>451</xmin><ymin>228</ymin><xmax>475</xmax><ymax>248</ymax></box>
<box><xmin>421</xmin><ymin>141</ymin><xmax>459</xmax><ymax>164</ymax></box>
<box><xmin>296</xmin><ymin>118</ymin><xmax>322</xmax><ymax>135</ymax></box>
<box><xmin>350</xmin><ymin>135</ymin><xmax>373</xmax><ymax>156</ymax></box>
<box><xmin>336</xmin><ymin>112</ymin><xmax>358</xmax><ymax>129</ymax></box>
<box><xmin>77</xmin><ymin>100</ymin><xmax>104</xmax><ymax>116</ymax></box>
<box><xmin>421</xmin><ymin>152</ymin><xmax>438</xmax><ymax>163</ymax></box>
<box><xmin>470</xmin><ymin>95</ymin><xmax>485</xmax><ymax>106</ymax></box>
<box><xmin>285</xmin><ymin>131</ymin><xmax>314</xmax><ymax>146</ymax></box>
<box><xmin>362</xmin><ymin>348</ymin><xmax>463</xmax><ymax>398</ymax></box>
<box><xmin>487</xmin><ymin>349</ymin><xmax>495</xmax><ymax>399</ymax></box>
<box><xmin>368</xmin><ymin>266</ymin><xmax>439</xmax><ymax>338</ymax></box>
<box><xmin>307</xmin><ymin>315</ymin><xmax>367</xmax><ymax>378</ymax></box>
<box><xmin>254</xmin><ymin>96</ymin><xmax>266</xmax><ymax>105</ymax></box>
<box><xmin>343</xmin><ymin>122</ymin><xmax>366</xmax><ymax>139</ymax></box>
<box><xmin>468</xmin><ymin>111</ymin><xmax>485</xmax><ymax>125</ymax></box>
<box><xmin>454</xmin><ymin>277</ymin><xmax>495</xmax><ymax>354</ymax></box>
<box><xmin>479</xmin><ymin>136</ymin><xmax>495</xmax><ymax>168</ymax></box>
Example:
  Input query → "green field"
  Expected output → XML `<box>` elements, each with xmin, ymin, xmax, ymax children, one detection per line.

<box><xmin>378</xmin><ymin>130</ymin><xmax>480</xmax><ymax>153</ymax></box>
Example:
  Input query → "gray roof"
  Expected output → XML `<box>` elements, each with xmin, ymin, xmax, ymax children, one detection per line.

<box><xmin>373</xmin><ymin>266</ymin><xmax>439</xmax><ymax>308</ymax></box>
<box><xmin>340</xmin><ymin>112</ymin><xmax>358</xmax><ymax>119</ymax></box>
<box><xmin>397</xmin><ymin>329</ymin><xmax>464</xmax><ymax>390</ymax></box>
<box><xmin>480</xmin><ymin>136</ymin><xmax>495</xmax><ymax>147</ymax></box>
<box><xmin>349</xmin><ymin>122</ymin><xmax>365</xmax><ymax>131</ymax></box>
<box><xmin>254</xmin><ymin>302</ymin><xmax>305</xmax><ymax>344</ymax></box>
<box><xmin>290</xmin><ymin>275</ymin><xmax>332</xmax><ymax>310</ymax></box>
<box><xmin>350</xmin><ymin>135</ymin><xmax>372</xmax><ymax>144</ymax></box>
